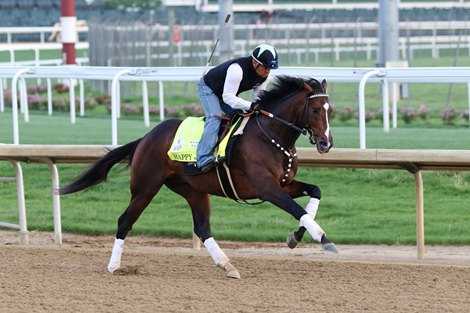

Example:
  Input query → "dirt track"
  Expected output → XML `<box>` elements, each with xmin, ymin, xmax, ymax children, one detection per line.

<box><xmin>1</xmin><ymin>230</ymin><xmax>470</xmax><ymax>313</ymax></box>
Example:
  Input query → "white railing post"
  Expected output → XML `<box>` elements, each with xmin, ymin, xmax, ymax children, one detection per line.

<box><xmin>12</xmin><ymin>160</ymin><xmax>28</xmax><ymax>244</ymax></box>
<box><xmin>468</xmin><ymin>83</ymin><xmax>470</xmax><ymax>128</ymax></box>
<box><xmin>159</xmin><ymin>81</ymin><xmax>165</xmax><ymax>121</ymax></box>
<box><xmin>11</xmin><ymin>68</ymin><xmax>34</xmax><ymax>144</ymax></box>
<box><xmin>358</xmin><ymin>69</ymin><xmax>382</xmax><ymax>149</ymax></box>
<box><xmin>392</xmin><ymin>82</ymin><xmax>398</xmax><ymax>128</ymax></box>
<box><xmin>381</xmin><ymin>79</ymin><xmax>390</xmax><ymax>132</ymax></box>
<box><xmin>142</xmin><ymin>80</ymin><xmax>150</xmax><ymax>127</ymax></box>
<box><xmin>47</xmin><ymin>78</ymin><xmax>53</xmax><ymax>115</ymax></box>
<box><xmin>111</xmin><ymin>69</ymin><xmax>132</xmax><ymax>145</ymax></box>
<box><xmin>44</xmin><ymin>158</ymin><xmax>62</xmax><ymax>245</ymax></box>
<box><xmin>19</xmin><ymin>77</ymin><xmax>29</xmax><ymax>122</ymax></box>
<box><xmin>79</xmin><ymin>79</ymin><xmax>85</xmax><ymax>116</ymax></box>
<box><xmin>68</xmin><ymin>78</ymin><xmax>76</xmax><ymax>124</ymax></box>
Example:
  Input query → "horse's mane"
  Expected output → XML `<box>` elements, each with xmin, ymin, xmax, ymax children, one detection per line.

<box><xmin>258</xmin><ymin>75</ymin><xmax>323</xmax><ymax>106</ymax></box>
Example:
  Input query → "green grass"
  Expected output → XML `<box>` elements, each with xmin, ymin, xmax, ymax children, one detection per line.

<box><xmin>0</xmin><ymin>110</ymin><xmax>469</xmax><ymax>245</ymax></box>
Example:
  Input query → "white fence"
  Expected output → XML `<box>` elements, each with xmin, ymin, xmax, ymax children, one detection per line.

<box><xmin>1</xmin><ymin>65</ymin><xmax>470</xmax><ymax>148</ymax></box>
<box><xmin>0</xmin><ymin>42</ymin><xmax>89</xmax><ymax>66</ymax></box>
<box><xmin>3</xmin><ymin>20</ymin><xmax>470</xmax><ymax>67</ymax></box>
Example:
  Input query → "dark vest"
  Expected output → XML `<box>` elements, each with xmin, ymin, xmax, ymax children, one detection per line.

<box><xmin>203</xmin><ymin>56</ymin><xmax>268</xmax><ymax>102</ymax></box>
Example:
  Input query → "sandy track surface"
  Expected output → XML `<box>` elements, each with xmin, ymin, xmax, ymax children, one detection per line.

<box><xmin>1</xmin><ymin>230</ymin><xmax>470</xmax><ymax>313</ymax></box>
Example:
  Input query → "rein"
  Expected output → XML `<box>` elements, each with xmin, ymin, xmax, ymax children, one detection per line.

<box><xmin>256</xmin><ymin>92</ymin><xmax>329</xmax><ymax>137</ymax></box>
<box><xmin>258</xmin><ymin>109</ymin><xmax>308</xmax><ymax>135</ymax></box>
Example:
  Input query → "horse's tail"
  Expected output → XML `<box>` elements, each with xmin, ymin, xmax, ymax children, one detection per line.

<box><xmin>59</xmin><ymin>138</ymin><xmax>142</xmax><ymax>195</ymax></box>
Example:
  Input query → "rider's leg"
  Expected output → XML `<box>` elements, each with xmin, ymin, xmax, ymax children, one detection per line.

<box><xmin>196</xmin><ymin>78</ymin><xmax>223</xmax><ymax>168</ymax></box>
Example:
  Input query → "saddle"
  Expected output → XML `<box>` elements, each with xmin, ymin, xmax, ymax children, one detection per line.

<box><xmin>167</xmin><ymin>112</ymin><xmax>248</xmax><ymax>175</ymax></box>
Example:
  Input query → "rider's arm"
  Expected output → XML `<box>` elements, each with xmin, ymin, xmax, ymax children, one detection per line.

<box><xmin>222</xmin><ymin>63</ymin><xmax>252</xmax><ymax>110</ymax></box>
<box><xmin>252</xmin><ymin>78</ymin><xmax>269</xmax><ymax>102</ymax></box>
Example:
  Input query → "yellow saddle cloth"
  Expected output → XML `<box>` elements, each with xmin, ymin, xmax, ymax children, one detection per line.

<box><xmin>167</xmin><ymin>117</ymin><xmax>239</xmax><ymax>162</ymax></box>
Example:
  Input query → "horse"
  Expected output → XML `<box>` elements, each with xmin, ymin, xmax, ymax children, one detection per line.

<box><xmin>59</xmin><ymin>75</ymin><xmax>335</xmax><ymax>279</ymax></box>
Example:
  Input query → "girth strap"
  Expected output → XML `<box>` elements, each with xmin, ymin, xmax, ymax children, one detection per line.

<box><xmin>216</xmin><ymin>163</ymin><xmax>241</xmax><ymax>201</ymax></box>
<box><xmin>215</xmin><ymin>163</ymin><xmax>265</xmax><ymax>205</ymax></box>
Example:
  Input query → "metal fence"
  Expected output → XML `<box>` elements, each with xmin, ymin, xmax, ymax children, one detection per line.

<box><xmin>87</xmin><ymin>19</ymin><xmax>470</xmax><ymax>96</ymax></box>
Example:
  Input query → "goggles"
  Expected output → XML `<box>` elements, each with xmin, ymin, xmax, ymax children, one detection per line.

<box><xmin>255</xmin><ymin>58</ymin><xmax>278</xmax><ymax>69</ymax></box>
<box><xmin>263</xmin><ymin>60</ymin><xmax>278</xmax><ymax>69</ymax></box>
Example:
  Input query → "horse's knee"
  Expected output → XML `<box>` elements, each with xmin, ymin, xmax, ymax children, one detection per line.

<box><xmin>306</xmin><ymin>185</ymin><xmax>321</xmax><ymax>199</ymax></box>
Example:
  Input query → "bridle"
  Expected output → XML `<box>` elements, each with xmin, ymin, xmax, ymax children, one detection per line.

<box><xmin>251</xmin><ymin>90</ymin><xmax>329</xmax><ymax>183</ymax></box>
<box><xmin>254</xmin><ymin>91</ymin><xmax>329</xmax><ymax>143</ymax></box>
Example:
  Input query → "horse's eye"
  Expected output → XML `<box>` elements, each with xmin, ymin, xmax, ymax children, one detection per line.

<box><xmin>312</xmin><ymin>108</ymin><xmax>321</xmax><ymax>114</ymax></box>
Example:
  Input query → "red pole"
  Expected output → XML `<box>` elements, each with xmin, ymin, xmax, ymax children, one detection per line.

<box><xmin>61</xmin><ymin>0</ymin><xmax>76</xmax><ymax>65</ymax></box>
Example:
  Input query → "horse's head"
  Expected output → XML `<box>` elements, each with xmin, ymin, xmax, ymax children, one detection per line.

<box><xmin>257</xmin><ymin>75</ymin><xmax>333</xmax><ymax>154</ymax></box>
<box><xmin>301</xmin><ymin>78</ymin><xmax>333</xmax><ymax>154</ymax></box>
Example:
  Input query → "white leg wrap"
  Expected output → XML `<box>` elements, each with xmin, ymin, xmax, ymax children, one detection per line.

<box><xmin>305</xmin><ymin>198</ymin><xmax>320</xmax><ymax>218</ymax></box>
<box><xmin>300</xmin><ymin>214</ymin><xmax>324</xmax><ymax>242</ymax></box>
<box><xmin>204</xmin><ymin>237</ymin><xmax>229</xmax><ymax>268</ymax></box>
<box><xmin>300</xmin><ymin>198</ymin><xmax>320</xmax><ymax>227</ymax></box>
<box><xmin>108</xmin><ymin>238</ymin><xmax>124</xmax><ymax>273</ymax></box>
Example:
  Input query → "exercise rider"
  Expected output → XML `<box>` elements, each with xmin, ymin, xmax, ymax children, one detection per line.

<box><xmin>196</xmin><ymin>43</ymin><xmax>279</xmax><ymax>173</ymax></box>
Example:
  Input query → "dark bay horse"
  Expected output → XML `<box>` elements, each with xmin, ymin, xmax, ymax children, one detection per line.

<box><xmin>60</xmin><ymin>75</ymin><xmax>335</xmax><ymax>279</ymax></box>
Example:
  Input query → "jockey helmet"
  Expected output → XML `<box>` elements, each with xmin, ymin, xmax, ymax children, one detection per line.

<box><xmin>252</xmin><ymin>44</ymin><xmax>279</xmax><ymax>69</ymax></box>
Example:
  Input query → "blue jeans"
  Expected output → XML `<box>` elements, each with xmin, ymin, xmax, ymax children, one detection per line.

<box><xmin>196</xmin><ymin>78</ymin><xmax>233</xmax><ymax>168</ymax></box>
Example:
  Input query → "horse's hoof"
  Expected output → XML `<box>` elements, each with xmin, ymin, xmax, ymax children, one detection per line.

<box><xmin>223</xmin><ymin>262</ymin><xmax>241</xmax><ymax>279</ymax></box>
<box><xmin>108</xmin><ymin>264</ymin><xmax>120</xmax><ymax>273</ymax></box>
<box><xmin>322</xmin><ymin>242</ymin><xmax>338</xmax><ymax>254</ymax></box>
<box><xmin>286</xmin><ymin>232</ymin><xmax>299</xmax><ymax>249</ymax></box>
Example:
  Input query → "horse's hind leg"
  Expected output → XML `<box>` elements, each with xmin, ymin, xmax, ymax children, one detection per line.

<box><xmin>165</xmin><ymin>178</ymin><xmax>241</xmax><ymax>279</ymax></box>
<box><xmin>108</xmin><ymin>178</ymin><xmax>164</xmax><ymax>273</ymax></box>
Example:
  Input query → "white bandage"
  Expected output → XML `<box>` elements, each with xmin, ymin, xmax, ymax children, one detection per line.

<box><xmin>300</xmin><ymin>214</ymin><xmax>324</xmax><ymax>242</ymax></box>
<box><xmin>300</xmin><ymin>198</ymin><xmax>320</xmax><ymax>227</ymax></box>
<box><xmin>305</xmin><ymin>198</ymin><xmax>320</xmax><ymax>218</ymax></box>
<box><xmin>108</xmin><ymin>238</ymin><xmax>124</xmax><ymax>273</ymax></box>
<box><xmin>204</xmin><ymin>237</ymin><xmax>229</xmax><ymax>268</ymax></box>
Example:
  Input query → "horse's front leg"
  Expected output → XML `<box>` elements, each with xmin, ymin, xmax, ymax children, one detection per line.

<box><xmin>270</xmin><ymin>181</ymin><xmax>337</xmax><ymax>253</ymax></box>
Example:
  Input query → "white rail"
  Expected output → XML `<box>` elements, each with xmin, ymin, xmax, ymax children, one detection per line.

<box><xmin>1</xmin><ymin>66</ymin><xmax>470</xmax><ymax>146</ymax></box>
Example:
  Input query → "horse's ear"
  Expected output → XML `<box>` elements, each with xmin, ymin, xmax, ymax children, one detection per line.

<box><xmin>321</xmin><ymin>79</ymin><xmax>328</xmax><ymax>93</ymax></box>
<box><xmin>303</xmin><ymin>80</ymin><xmax>314</xmax><ymax>93</ymax></box>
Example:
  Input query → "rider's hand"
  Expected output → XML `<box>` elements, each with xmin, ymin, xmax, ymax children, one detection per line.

<box><xmin>250</xmin><ymin>101</ymin><xmax>261</xmax><ymax>111</ymax></box>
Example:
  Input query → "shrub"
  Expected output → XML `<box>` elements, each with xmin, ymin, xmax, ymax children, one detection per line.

<box><xmin>461</xmin><ymin>110</ymin><xmax>469</xmax><ymax>123</ymax></box>
<box><xmin>400</xmin><ymin>107</ymin><xmax>416</xmax><ymax>124</ymax></box>
<box><xmin>95</xmin><ymin>95</ymin><xmax>111</xmax><ymax>105</ymax></box>
<box><xmin>27</xmin><ymin>84</ymin><xmax>48</xmax><ymax>93</ymax></box>
<box><xmin>355</xmin><ymin>111</ymin><xmax>375</xmax><ymax>123</ymax></box>
<box><xmin>121</xmin><ymin>103</ymin><xmax>140</xmax><ymax>116</ymax></box>
<box><xmin>84</xmin><ymin>97</ymin><xmax>97</xmax><ymax>111</ymax></box>
<box><xmin>27</xmin><ymin>93</ymin><xmax>48</xmax><ymax>110</ymax></box>
<box><xmin>440</xmin><ymin>108</ymin><xmax>459</xmax><ymax>125</ymax></box>
<box><xmin>182</xmin><ymin>103</ymin><xmax>204</xmax><ymax>116</ymax></box>
<box><xmin>53</xmin><ymin>83</ymin><xmax>69</xmax><ymax>93</ymax></box>
<box><xmin>337</xmin><ymin>106</ymin><xmax>355</xmax><ymax>122</ymax></box>
<box><xmin>52</xmin><ymin>98</ymin><xmax>68</xmax><ymax>112</ymax></box>
<box><xmin>417</xmin><ymin>104</ymin><xmax>427</xmax><ymax>120</ymax></box>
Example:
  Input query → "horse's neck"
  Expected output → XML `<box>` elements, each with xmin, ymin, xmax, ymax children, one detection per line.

<box><xmin>252</xmin><ymin>110</ymin><xmax>302</xmax><ymax>149</ymax></box>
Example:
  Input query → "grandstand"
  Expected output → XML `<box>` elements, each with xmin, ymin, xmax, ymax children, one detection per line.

<box><xmin>1</xmin><ymin>0</ymin><xmax>470</xmax><ymax>30</ymax></box>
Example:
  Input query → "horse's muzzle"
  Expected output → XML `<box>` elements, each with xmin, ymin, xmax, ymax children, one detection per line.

<box><xmin>315</xmin><ymin>136</ymin><xmax>333</xmax><ymax>154</ymax></box>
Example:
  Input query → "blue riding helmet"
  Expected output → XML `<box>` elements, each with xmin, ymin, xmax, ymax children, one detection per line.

<box><xmin>252</xmin><ymin>44</ymin><xmax>279</xmax><ymax>69</ymax></box>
